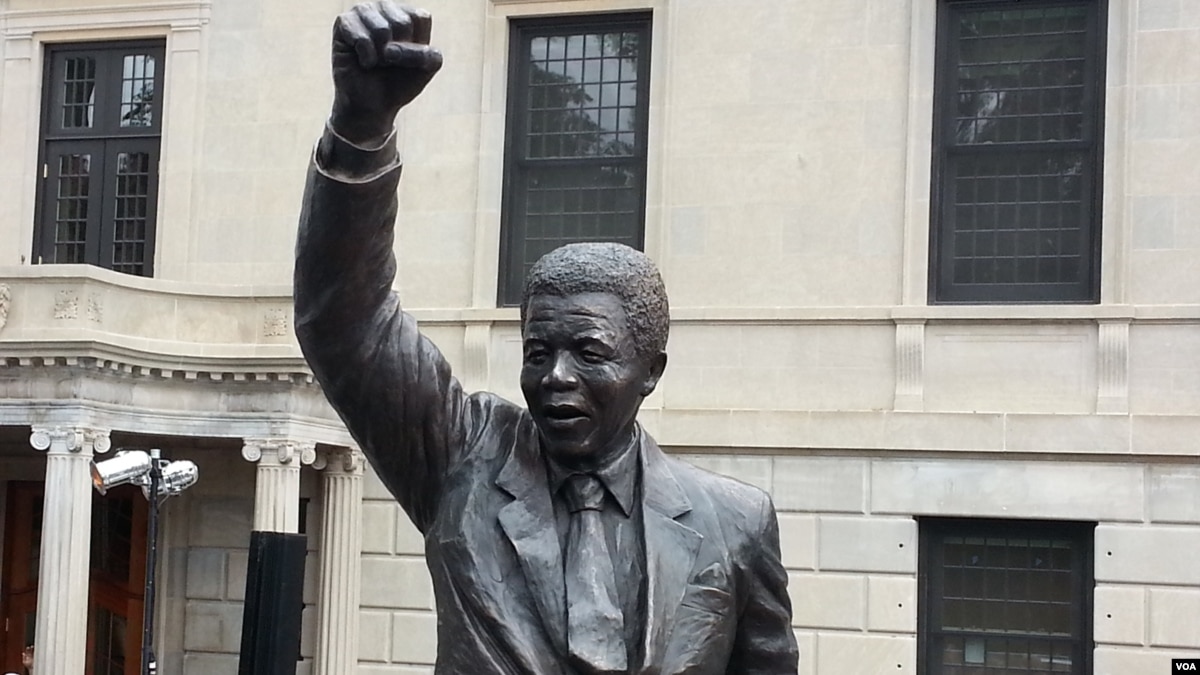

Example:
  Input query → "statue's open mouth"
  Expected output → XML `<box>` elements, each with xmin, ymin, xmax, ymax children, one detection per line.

<box><xmin>544</xmin><ymin>403</ymin><xmax>588</xmax><ymax>421</ymax></box>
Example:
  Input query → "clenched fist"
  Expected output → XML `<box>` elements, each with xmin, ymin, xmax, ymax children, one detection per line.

<box><xmin>330</xmin><ymin>2</ymin><xmax>443</xmax><ymax>145</ymax></box>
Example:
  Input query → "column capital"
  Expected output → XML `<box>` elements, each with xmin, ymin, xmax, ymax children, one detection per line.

<box><xmin>313</xmin><ymin>446</ymin><xmax>364</xmax><ymax>475</ymax></box>
<box><xmin>241</xmin><ymin>438</ymin><xmax>317</xmax><ymax>466</ymax></box>
<box><xmin>29</xmin><ymin>426</ymin><xmax>112</xmax><ymax>455</ymax></box>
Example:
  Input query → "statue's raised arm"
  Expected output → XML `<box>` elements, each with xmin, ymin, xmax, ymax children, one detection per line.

<box><xmin>294</xmin><ymin>1</ymin><xmax>464</xmax><ymax>531</ymax></box>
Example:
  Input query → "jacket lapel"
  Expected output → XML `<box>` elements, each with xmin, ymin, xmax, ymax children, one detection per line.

<box><xmin>495</xmin><ymin>419</ymin><xmax>568</xmax><ymax>656</ymax></box>
<box><xmin>638</xmin><ymin>431</ymin><xmax>703</xmax><ymax>672</ymax></box>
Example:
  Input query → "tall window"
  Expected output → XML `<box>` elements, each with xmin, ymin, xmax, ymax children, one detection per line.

<box><xmin>930</xmin><ymin>1</ymin><xmax>1105</xmax><ymax>303</ymax></box>
<box><xmin>499</xmin><ymin>14</ymin><xmax>652</xmax><ymax>306</ymax></box>
<box><xmin>35</xmin><ymin>41</ymin><xmax>165</xmax><ymax>277</ymax></box>
<box><xmin>919</xmin><ymin>519</ymin><xmax>1095</xmax><ymax>674</ymax></box>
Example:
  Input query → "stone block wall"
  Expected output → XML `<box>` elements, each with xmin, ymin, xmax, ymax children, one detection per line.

<box><xmin>357</xmin><ymin>468</ymin><xmax>438</xmax><ymax>673</ymax></box>
<box><xmin>167</xmin><ymin>450</ymin><xmax>321</xmax><ymax>675</ymax></box>
<box><xmin>352</xmin><ymin>454</ymin><xmax>1200</xmax><ymax>674</ymax></box>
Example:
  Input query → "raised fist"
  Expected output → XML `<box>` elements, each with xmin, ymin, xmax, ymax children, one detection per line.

<box><xmin>330</xmin><ymin>2</ymin><xmax>443</xmax><ymax>144</ymax></box>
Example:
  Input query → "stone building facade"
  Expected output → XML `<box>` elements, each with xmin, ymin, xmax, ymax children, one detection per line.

<box><xmin>0</xmin><ymin>0</ymin><xmax>1198</xmax><ymax>674</ymax></box>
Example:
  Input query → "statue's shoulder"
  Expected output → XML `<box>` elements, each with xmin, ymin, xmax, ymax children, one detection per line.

<box><xmin>462</xmin><ymin>390</ymin><xmax>529</xmax><ymax>437</ymax></box>
<box><xmin>646</xmin><ymin>442</ymin><xmax>775</xmax><ymax>529</ymax></box>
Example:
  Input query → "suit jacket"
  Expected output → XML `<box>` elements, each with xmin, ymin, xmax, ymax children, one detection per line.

<box><xmin>294</xmin><ymin>138</ymin><xmax>799</xmax><ymax>674</ymax></box>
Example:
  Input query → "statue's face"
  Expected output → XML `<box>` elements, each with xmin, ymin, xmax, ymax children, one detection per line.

<box><xmin>521</xmin><ymin>292</ymin><xmax>665</xmax><ymax>468</ymax></box>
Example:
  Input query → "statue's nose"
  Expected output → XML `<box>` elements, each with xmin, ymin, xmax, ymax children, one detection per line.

<box><xmin>544</xmin><ymin>352</ymin><xmax>579</xmax><ymax>389</ymax></box>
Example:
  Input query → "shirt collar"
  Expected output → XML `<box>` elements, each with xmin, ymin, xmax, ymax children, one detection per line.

<box><xmin>545</xmin><ymin>429</ymin><xmax>640</xmax><ymax>517</ymax></box>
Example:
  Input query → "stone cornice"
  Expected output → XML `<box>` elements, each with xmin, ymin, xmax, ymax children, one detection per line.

<box><xmin>1</xmin><ymin>351</ymin><xmax>314</xmax><ymax>385</ymax></box>
<box><xmin>2</xmin><ymin>401</ymin><xmax>352</xmax><ymax>447</ymax></box>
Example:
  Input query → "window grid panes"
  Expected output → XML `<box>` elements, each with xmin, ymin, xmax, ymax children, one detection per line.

<box><xmin>91</xmin><ymin>607</ymin><xmax>128</xmax><ymax>675</ymax></box>
<box><xmin>953</xmin><ymin>7</ymin><xmax>1089</xmax><ymax>145</ymax></box>
<box><xmin>931</xmin><ymin>0</ymin><xmax>1103</xmax><ymax>304</ymax></box>
<box><xmin>949</xmin><ymin>151</ymin><xmax>1086</xmax><ymax>287</ymax></box>
<box><xmin>524</xmin><ymin>31</ymin><xmax>641</xmax><ymax>159</ymax></box>
<box><xmin>91</xmin><ymin>493</ymin><xmax>134</xmax><ymax>582</ymax></box>
<box><xmin>921</xmin><ymin>520</ymin><xmax>1094</xmax><ymax>675</ymax></box>
<box><xmin>54</xmin><ymin>153</ymin><xmax>92</xmax><ymax>264</ymax></box>
<box><xmin>61</xmin><ymin>56</ymin><xmax>97</xmax><ymax>129</ymax></box>
<box><xmin>111</xmin><ymin>152</ymin><xmax>151</xmax><ymax>274</ymax></box>
<box><xmin>500</xmin><ymin>14</ymin><xmax>651</xmax><ymax>306</ymax></box>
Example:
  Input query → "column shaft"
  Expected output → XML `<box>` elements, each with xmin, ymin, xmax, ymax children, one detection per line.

<box><xmin>314</xmin><ymin>450</ymin><xmax>364</xmax><ymax>675</ymax></box>
<box><xmin>30</xmin><ymin>427</ymin><xmax>110</xmax><ymax>675</ymax></box>
<box><xmin>253</xmin><ymin>459</ymin><xmax>302</xmax><ymax>532</ymax></box>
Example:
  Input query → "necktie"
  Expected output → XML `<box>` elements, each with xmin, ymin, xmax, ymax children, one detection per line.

<box><xmin>563</xmin><ymin>474</ymin><xmax>627</xmax><ymax>674</ymax></box>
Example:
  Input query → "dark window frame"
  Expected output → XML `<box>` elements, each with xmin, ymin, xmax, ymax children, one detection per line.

<box><xmin>34</xmin><ymin>39</ymin><xmax>165</xmax><ymax>277</ymax></box>
<box><xmin>498</xmin><ymin>12</ymin><xmax>653</xmax><ymax>306</ymax></box>
<box><xmin>929</xmin><ymin>0</ymin><xmax>1107</xmax><ymax>304</ymax></box>
<box><xmin>918</xmin><ymin>517</ymin><xmax>1096</xmax><ymax>675</ymax></box>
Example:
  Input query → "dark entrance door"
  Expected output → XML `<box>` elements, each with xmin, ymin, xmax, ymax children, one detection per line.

<box><xmin>1</xmin><ymin>482</ymin><xmax>147</xmax><ymax>675</ymax></box>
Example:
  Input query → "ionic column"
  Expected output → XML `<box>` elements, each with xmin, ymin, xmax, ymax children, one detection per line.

<box><xmin>313</xmin><ymin>447</ymin><xmax>365</xmax><ymax>675</ymax></box>
<box><xmin>30</xmin><ymin>425</ymin><xmax>111</xmax><ymax>675</ymax></box>
<box><xmin>241</xmin><ymin>438</ymin><xmax>316</xmax><ymax>533</ymax></box>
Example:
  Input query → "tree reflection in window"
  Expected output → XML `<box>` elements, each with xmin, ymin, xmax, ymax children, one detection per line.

<box><xmin>501</xmin><ymin>15</ymin><xmax>651</xmax><ymax>305</ymax></box>
<box><xmin>931</xmin><ymin>0</ymin><xmax>1103</xmax><ymax>303</ymax></box>
<box><xmin>119</xmin><ymin>54</ymin><xmax>156</xmax><ymax>128</ymax></box>
<box><xmin>525</xmin><ymin>31</ymin><xmax>640</xmax><ymax>158</ymax></box>
<box><xmin>953</xmin><ymin>7</ymin><xmax>1088</xmax><ymax>146</ymax></box>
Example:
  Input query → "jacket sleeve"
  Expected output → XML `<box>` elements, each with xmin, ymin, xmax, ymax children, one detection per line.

<box><xmin>293</xmin><ymin>130</ymin><xmax>479</xmax><ymax>533</ymax></box>
<box><xmin>728</xmin><ymin>494</ymin><xmax>800</xmax><ymax>674</ymax></box>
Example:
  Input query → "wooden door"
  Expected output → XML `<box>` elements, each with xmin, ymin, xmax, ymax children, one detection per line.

<box><xmin>0</xmin><ymin>483</ymin><xmax>147</xmax><ymax>675</ymax></box>
<box><xmin>1</xmin><ymin>482</ymin><xmax>42</xmax><ymax>673</ymax></box>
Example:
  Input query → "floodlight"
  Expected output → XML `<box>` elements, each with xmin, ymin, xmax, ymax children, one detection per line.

<box><xmin>87</xmin><ymin>447</ymin><xmax>199</xmax><ymax>675</ymax></box>
<box><xmin>159</xmin><ymin>460</ymin><xmax>199</xmax><ymax>495</ymax></box>
<box><xmin>91</xmin><ymin>450</ymin><xmax>153</xmax><ymax>495</ymax></box>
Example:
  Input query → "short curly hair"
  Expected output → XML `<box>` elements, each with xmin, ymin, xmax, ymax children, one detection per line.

<box><xmin>520</xmin><ymin>242</ymin><xmax>669</xmax><ymax>360</ymax></box>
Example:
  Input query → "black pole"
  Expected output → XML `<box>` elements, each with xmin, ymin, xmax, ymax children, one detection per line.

<box><xmin>141</xmin><ymin>450</ymin><xmax>161</xmax><ymax>675</ymax></box>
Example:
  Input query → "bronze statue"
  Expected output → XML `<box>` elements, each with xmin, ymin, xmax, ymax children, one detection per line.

<box><xmin>294</xmin><ymin>3</ymin><xmax>798</xmax><ymax>673</ymax></box>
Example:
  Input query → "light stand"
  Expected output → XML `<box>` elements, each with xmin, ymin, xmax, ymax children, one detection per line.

<box><xmin>141</xmin><ymin>449</ymin><xmax>161</xmax><ymax>675</ymax></box>
<box><xmin>91</xmin><ymin>448</ymin><xmax>198</xmax><ymax>675</ymax></box>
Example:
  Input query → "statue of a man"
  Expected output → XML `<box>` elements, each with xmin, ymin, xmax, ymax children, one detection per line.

<box><xmin>294</xmin><ymin>3</ymin><xmax>798</xmax><ymax>673</ymax></box>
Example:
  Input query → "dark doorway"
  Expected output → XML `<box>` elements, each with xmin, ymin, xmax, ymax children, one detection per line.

<box><xmin>1</xmin><ymin>482</ymin><xmax>148</xmax><ymax>675</ymax></box>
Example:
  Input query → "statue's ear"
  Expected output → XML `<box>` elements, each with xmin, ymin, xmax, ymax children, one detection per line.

<box><xmin>640</xmin><ymin>352</ymin><xmax>667</xmax><ymax>397</ymax></box>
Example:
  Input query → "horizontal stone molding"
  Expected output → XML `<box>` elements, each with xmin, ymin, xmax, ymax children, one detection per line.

<box><xmin>0</xmin><ymin>1</ymin><xmax>211</xmax><ymax>38</ymax></box>
<box><xmin>2</xmin><ymin>401</ymin><xmax>352</xmax><ymax>447</ymax></box>
<box><xmin>643</xmin><ymin>409</ymin><xmax>1200</xmax><ymax>458</ymax></box>
<box><xmin>4</xmin><ymin>363</ymin><xmax>1197</xmax><ymax>460</ymax></box>
<box><xmin>4</xmin><ymin>268</ymin><xmax>1200</xmax><ymax>331</ymax></box>
<box><xmin>1</xmin><ymin>353</ymin><xmax>313</xmax><ymax>384</ymax></box>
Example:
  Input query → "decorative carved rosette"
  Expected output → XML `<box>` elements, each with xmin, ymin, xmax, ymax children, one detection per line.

<box><xmin>0</xmin><ymin>283</ymin><xmax>10</xmax><ymax>332</ymax></box>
